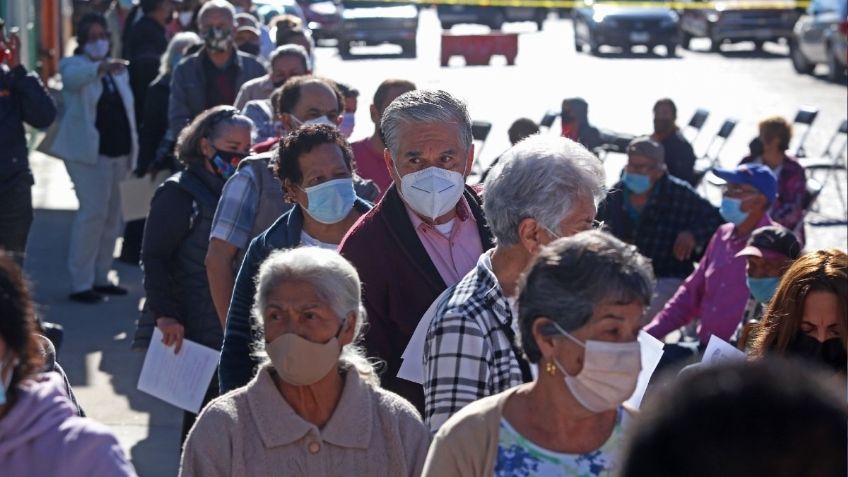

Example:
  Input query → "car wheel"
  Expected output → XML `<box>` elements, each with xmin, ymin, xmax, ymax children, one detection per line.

<box><xmin>402</xmin><ymin>39</ymin><xmax>417</xmax><ymax>58</ymax></box>
<box><xmin>573</xmin><ymin>30</ymin><xmax>583</xmax><ymax>52</ymax></box>
<box><xmin>588</xmin><ymin>31</ymin><xmax>601</xmax><ymax>56</ymax></box>
<box><xmin>753</xmin><ymin>40</ymin><xmax>765</xmax><ymax>51</ymax></box>
<box><xmin>666</xmin><ymin>43</ymin><xmax>678</xmax><ymax>57</ymax></box>
<box><xmin>681</xmin><ymin>30</ymin><xmax>693</xmax><ymax>50</ymax></box>
<box><xmin>535</xmin><ymin>9</ymin><xmax>546</xmax><ymax>31</ymax></box>
<box><xmin>440</xmin><ymin>21</ymin><xmax>452</xmax><ymax>31</ymax></box>
<box><xmin>489</xmin><ymin>10</ymin><xmax>505</xmax><ymax>31</ymax></box>
<box><xmin>338</xmin><ymin>41</ymin><xmax>351</xmax><ymax>57</ymax></box>
<box><xmin>827</xmin><ymin>43</ymin><xmax>848</xmax><ymax>83</ymax></box>
<box><xmin>789</xmin><ymin>39</ymin><xmax>814</xmax><ymax>74</ymax></box>
<box><xmin>709</xmin><ymin>36</ymin><xmax>721</xmax><ymax>52</ymax></box>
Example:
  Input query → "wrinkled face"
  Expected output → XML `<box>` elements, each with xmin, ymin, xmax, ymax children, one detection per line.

<box><xmin>282</xmin><ymin>82</ymin><xmax>341</xmax><ymax>129</ymax></box>
<box><xmin>547</xmin><ymin>195</ymin><xmax>597</xmax><ymax>243</ymax></box>
<box><xmin>262</xmin><ymin>280</ymin><xmax>350</xmax><ymax>346</ymax></box>
<box><xmin>541</xmin><ymin>300</ymin><xmax>644</xmax><ymax>375</ymax></box>
<box><xmin>386</xmin><ymin>122</ymin><xmax>473</xmax><ymax>180</ymax></box>
<box><xmin>269</xmin><ymin>55</ymin><xmax>307</xmax><ymax>87</ymax></box>
<box><xmin>723</xmin><ymin>183</ymin><xmax>766</xmax><ymax>214</ymax></box>
<box><xmin>800</xmin><ymin>290</ymin><xmax>844</xmax><ymax>343</ymax></box>
<box><xmin>200</xmin><ymin>123</ymin><xmax>252</xmax><ymax>160</ymax></box>
<box><xmin>285</xmin><ymin>142</ymin><xmax>352</xmax><ymax>207</ymax></box>
<box><xmin>626</xmin><ymin>153</ymin><xmax>664</xmax><ymax>183</ymax></box>
<box><xmin>199</xmin><ymin>9</ymin><xmax>234</xmax><ymax>37</ymax></box>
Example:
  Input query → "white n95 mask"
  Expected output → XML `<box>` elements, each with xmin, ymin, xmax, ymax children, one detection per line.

<box><xmin>397</xmin><ymin>166</ymin><xmax>465</xmax><ymax>221</ymax></box>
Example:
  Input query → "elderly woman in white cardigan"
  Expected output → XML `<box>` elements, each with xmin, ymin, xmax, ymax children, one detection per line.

<box><xmin>180</xmin><ymin>247</ymin><xmax>430</xmax><ymax>477</ymax></box>
<box><xmin>48</xmin><ymin>12</ymin><xmax>137</xmax><ymax>303</ymax></box>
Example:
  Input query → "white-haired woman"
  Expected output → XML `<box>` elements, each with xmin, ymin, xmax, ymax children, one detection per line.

<box><xmin>180</xmin><ymin>247</ymin><xmax>430</xmax><ymax>477</ymax></box>
<box><xmin>423</xmin><ymin>231</ymin><xmax>655</xmax><ymax>477</ymax></box>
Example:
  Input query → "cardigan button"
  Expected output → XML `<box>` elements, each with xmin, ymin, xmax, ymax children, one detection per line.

<box><xmin>308</xmin><ymin>441</ymin><xmax>321</xmax><ymax>454</ymax></box>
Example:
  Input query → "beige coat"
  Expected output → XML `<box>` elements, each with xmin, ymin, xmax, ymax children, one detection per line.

<box><xmin>421</xmin><ymin>387</ymin><xmax>519</xmax><ymax>477</ymax></box>
<box><xmin>180</xmin><ymin>365</ymin><xmax>430</xmax><ymax>477</ymax></box>
<box><xmin>423</xmin><ymin>387</ymin><xmax>638</xmax><ymax>477</ymax></box>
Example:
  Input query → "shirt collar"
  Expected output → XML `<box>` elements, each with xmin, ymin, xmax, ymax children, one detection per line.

<box><xmin>247</xmin><ymin>365</ymin><xmax>373</xmax><ymax>450</ymax></box>
<box><xmin>405</xmin><ymin>196</ymin><xmax>472</xmax><ymax>231</ymax></box>
<box><xmin>729</xmin><ymin>214</ymin><xmax>774</xmax><ymax>241</ymax></box>
<box><xmin>476</xmin><ymin>250</ymin><xmax>513</xmax><ymax>328</ymax></box>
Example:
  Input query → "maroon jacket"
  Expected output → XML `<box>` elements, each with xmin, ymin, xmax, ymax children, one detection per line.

<box><xmin>338</xmin><ymin>184</ymin><xmax>494</xmax><ymax>414</ymax></box>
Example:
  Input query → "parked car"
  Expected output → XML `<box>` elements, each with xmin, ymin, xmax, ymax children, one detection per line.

<box><xmin>679</xmin><ymin>0</ymin><xmax>800</xmax><ymax>51</ymax></box>
<box><xmin>436</xmin><ymin>5</ymin><xmax>548</xmax><ymax>31</ymax></box>
<box><xmin>254</xmin><ymin>0</ymin><xmax>308</xmax><ymax>26</ymax></box>
<box><xmin>296</xmin><ymin>0</ymin><xmax>342</xmax><ymax>41</ymax></box>
<box><xmin>337</xmin><ymin>1</ymin><xmax>419</xmax><ymax>57</ymax></box>
<box><xmin>572</xmin><ymin>2</ymin><xmax>681</xmax><ymax>56</ymax></box>
<box><xmin>789</xmin><ymin>0</ymin><xmax>848</xmax><ymax>82</ymax></box>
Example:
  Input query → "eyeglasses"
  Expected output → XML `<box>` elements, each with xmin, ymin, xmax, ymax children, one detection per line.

<box><xmin>721</xmin><ymin>184</ymin><xmax>759</xmax><ymax>198</ymax></box>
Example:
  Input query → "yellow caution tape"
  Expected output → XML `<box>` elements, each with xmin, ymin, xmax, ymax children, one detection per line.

<box><xmin>346</xmin><ymin>0</ymin><xmax>809</xmax><ymax>10</ymax></box>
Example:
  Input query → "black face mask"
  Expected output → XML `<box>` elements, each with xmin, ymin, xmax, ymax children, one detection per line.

<box><xmin>786</xmin><ymin>332</ymin><xmax>847</xmax><ymax>373</ymax></box>
<box><xmin>238</xmin><ymin>42</ymin><xmax>260</xmax><ymax>56</ymax></box>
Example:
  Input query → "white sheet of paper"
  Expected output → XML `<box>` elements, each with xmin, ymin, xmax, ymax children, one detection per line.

<box><xmin>137</xmin><ymin>328</ymin><xmax>220</xmax><ymax>413</ymax></box>
<box><xmin>119</xmin><ymin>171</ymin><xmax>170</xmax><ymax>221</ymax></box>
<box><xmin>398</xmin><ymin>288</ymin><xmax>453</xmax><ymax>384</ymax></box>
<box><xmin>701</xmin><ymin>334</ymin><xmax>746</xmax><ymax>367</ymax></box>
<box><xmin>624</xmin><ymin>331</ymin><xmax>666</xmax><ymax>410</ymax></box>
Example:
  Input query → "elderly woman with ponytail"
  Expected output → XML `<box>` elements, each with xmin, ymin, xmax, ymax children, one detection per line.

<box><xmin>180</xmin><ymin>247</ymin><xmax>430</xmax><ymax>477</ymax></box>
<box><xmin>142</xmin><ymin>105</ymin><xmax>253</xmax><ymax>442</ymax></box>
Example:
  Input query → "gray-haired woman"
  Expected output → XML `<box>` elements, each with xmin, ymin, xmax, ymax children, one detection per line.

<box><xmin>423</xmin><ymin>231</ymin><xmax>655</xmax><ymax>477</ymax></box>
<box><xmin>180</xmin><ymin>247</ymin><xmax>430</xmax><ymax>477</ymax></box>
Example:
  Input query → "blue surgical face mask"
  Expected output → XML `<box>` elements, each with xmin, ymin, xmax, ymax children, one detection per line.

<box><xmin>747</xmin><ymin>276</ymin><xmax>780</xmax><ymax>304</ymax></box>
<box><xmin>720</xmin><ymin>197</ymin><xmax>749</xmax><ymax>225</ymax></box>
<box><xmin>301</xmin><ymin>178</ymin><xmax>356</xmax><ymax>224</ymax></box>
<box><xmin>623</xmin><ymin>172</ymin><xmax>652</xmax><ymax>194</ymax></box>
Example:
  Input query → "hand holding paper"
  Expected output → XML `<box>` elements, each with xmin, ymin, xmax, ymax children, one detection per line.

<box><xmin>137</xmin><ymin>328</ymin><xmax>219</xmax><ymax>413</ymax></box>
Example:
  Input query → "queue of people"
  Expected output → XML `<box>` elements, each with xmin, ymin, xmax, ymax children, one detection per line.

<box><xmin>1</xmin><ymin>2</ymin><xmax>845</xmax><ymax>476</ymax></box>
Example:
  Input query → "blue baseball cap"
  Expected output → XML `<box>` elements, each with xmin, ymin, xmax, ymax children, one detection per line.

<box><xmin>712</xmin><ymin>164</ymin><xmax>778</xmax><ymax>204</ymax></box>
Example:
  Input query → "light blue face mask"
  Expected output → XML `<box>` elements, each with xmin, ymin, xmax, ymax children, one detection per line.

<box><xmin>747</xmin><ymin>276</ymin><xmax>780</xmax><ymax>304</ymax></box>
<box><xmin>623</xmin><ymin>172</ymin><xmax>652</xmax><ymax>194</ymax></box>
<box><xmin>720</xmin><ymin>197</ymin><xmax>749</xmax><ymax>225</ymax></box>
<box><xmin>301</xmin><ymin>178</ymin><xmax>355</xmax><ymax>224</ymax></box>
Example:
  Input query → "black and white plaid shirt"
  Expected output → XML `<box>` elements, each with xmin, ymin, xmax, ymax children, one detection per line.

<box><xmin>423</xmin><ymin>251</ymin><xmax>532</xmax><ymax>432</ymax></box>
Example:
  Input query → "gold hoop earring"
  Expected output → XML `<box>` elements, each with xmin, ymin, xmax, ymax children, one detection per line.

<box><xmin>545</xmin><ymin>361</ymin><xmax>557</xmax><ymax>376</ymax></box>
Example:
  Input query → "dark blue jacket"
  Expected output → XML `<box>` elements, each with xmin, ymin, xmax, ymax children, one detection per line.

<box><xmin>597</xmin><ymin>173</ymin><xmax>723</xmax><ymax>279</ymax></box>
<box><xmin>219</xmin><ymin>198</ymin><xmax>373</xmax><ymax>393</ymax></box>
<box><xmin>0</xmin><ymin>65</ymin><xmax>56</xmax><ymax>190</ymax></box>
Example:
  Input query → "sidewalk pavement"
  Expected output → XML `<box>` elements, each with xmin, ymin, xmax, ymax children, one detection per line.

<box><xmin>25</xmin><ymin>151</ymin><xmax>182</xmax><ymax>477</ymax></box>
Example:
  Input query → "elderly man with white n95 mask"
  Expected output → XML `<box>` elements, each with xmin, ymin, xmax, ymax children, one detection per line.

<box><xmin>338</xmin><ymin>90</ymin><xmax>495</xmax><ymax>415</ymax></box>
<box><xmin>422</xmin><ymin>134</ymin><xmax>606</xmax><ymax>432</ymax></box>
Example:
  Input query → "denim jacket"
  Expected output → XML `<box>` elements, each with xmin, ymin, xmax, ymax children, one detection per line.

<box><xmin>218</xmin><ymin>198</ymin><xmax>372</xmax><ymax>393</ymax></box>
